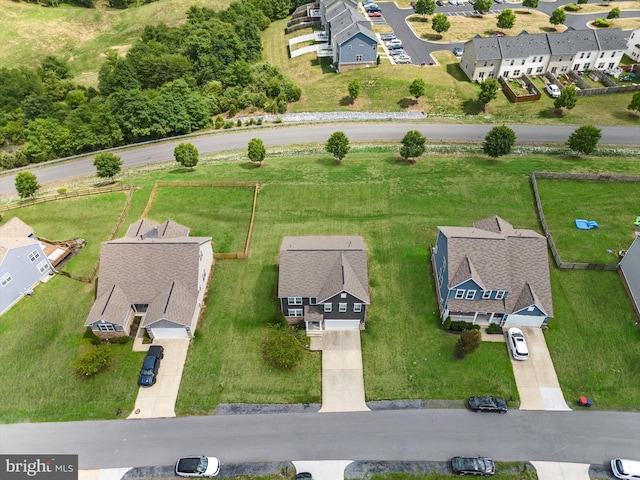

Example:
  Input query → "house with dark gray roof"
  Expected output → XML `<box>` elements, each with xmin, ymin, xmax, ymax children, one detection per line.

<box><xmin>431</xmin><ymin>216</ymin><xmax>553</xmax><ymax>328</ymax></box>
<box><xmin>460</xmin><ymin>29</ymin><xmax>628</xmax><ymax>82</ymax></box>
<box><xmin>278</xmin><ymin>236</ymin><xmax>370</xmax><ymax>333</ymax></box>
<box><xmin>619</xmin><ymin>235</ymin><xmax>640</xmax><ymax>320</ymax></box>
<box><xmin>85</xmin><ymin>219</ymin><xmax>213</xmax><ymax>340</ymax></box>
<box><xmin>0</xmin><ymin>217</ymin><xmax>54</xmax><ymax>315</ymax></box>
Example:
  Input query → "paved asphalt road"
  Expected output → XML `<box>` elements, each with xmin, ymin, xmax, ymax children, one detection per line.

<box><xmin>1</xmin><ymin>122</ymin><xmax>639</xmax><ymax>196</ymax></box>
<box><xmin>1</xmin><ymin>409</ymin><xmax>640</xmax><ymax>469</ymax></box>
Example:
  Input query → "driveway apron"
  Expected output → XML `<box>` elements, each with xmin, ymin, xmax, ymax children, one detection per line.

<box><xmin>510</xmin><ymin>328</ymin><xmax>571</xmax><ymax>411</ymax></box>
<box><xmin>293</xmin><ymin>461</ymin><xmax>354</xmax><ymax>480</ymax></box>
<box><xmin>531</xmin><ymin>462</ymin><xmax>591</xmax><ymax>480</ymax></box>
<box><xmin>128</xmin><ymin>338</ymin><xmax>190</xmax><ymax>419</ymax></box>
<box><xmin>319</xmin><ymin>330</ymin><xmax>370</xmax><ymax>413</ymax></box>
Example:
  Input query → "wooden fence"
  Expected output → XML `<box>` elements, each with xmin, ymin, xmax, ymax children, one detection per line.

<box><xmin>0</xmin><ymin>184</ymin><xmax>134</xmax><ymax>212</ymax></box>
<box><xmin>141</xmin><ymin>181</ymin><xmax>260</xmax><ymax>259</ymax></box>
<box><xmin>531</xmin><ymin>172</ymin><xmax>640</xmax><ymax>271</ymax></box>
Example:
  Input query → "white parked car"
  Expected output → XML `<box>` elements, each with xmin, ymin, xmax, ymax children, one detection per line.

<box><xmin>175</xmin><ymin>457</ymin><xmax>221</xmax><ymax>477</ymax></box>
<box><xmin>611</xmin><ymin>459</ymin><xmax>640</xmax><ymax>480</ymax></box>
<box><xmin>386</xmin><ymin>39</ymin><xmax>403</xmax><ymax>49</ymax></box>
<box><xmin>394</xmin><ymin>54</ymin><xmax>412</xmax><ymax>64</ymax></box>
<box><xmin>507</xmin><ymin>327</ymin><xmax>529</xmax><ymax>361</ymax></box>
<box><xmin>546</xmin><ymin>83</ymin><xmax>561</xmax><ymax>98</ymax></box>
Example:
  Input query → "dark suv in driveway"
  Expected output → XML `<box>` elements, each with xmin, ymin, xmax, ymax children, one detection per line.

<box><xmin>138</xmin><ymin>345</ymin><xmax>164</xmax><ymax>386</ymax></box>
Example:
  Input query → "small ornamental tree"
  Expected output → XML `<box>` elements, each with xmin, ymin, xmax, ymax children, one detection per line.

<box><xmin>607</xmin><ymin>7</ymin><xmax>620</xmax><ymax>18</ymax></box>
<box><xmin>93</xmin><ymin>152</ymin><xmax>122</xmax><ymax>182</ymax></box>
<box><xmin>174</xmin><ymin>142</ymin><xmax>199</xmax><ymax>170</ymax></box>
<box><xmin>74</xmin><ymin>345</ymin><xmax>112</xmax><ymax>377</ymax></box>
<box><xmin>432</xmin><ymin>14</ymin><xmax>451</xmax><ymax>36</ymax></box>
<box><xmin>325</xmin><ymin>131</ymin><xmax>350</xmax><ymax>163</ymax></box>
<box><xmin>15</xmin><ymin>171</ymin><xmax>40</xmax><ymax>199</ymax></box>
<box><xmin>482</xmin><ymin>125</ymin><xmax>516</xmax><ymax>160</ymax></box>
<box><xmin>415</xmin><ymin>0</ymin><xmax>436</xmax><ymax>16</ymax></box>
<box><xmin>454</xmin><ymin>329</ymin><xmax>482</xmax><ymax>358</ymax></box>
<box><xmin>550</xmin><ymin>8</ymin><xmax>567</xmax><ymax>29</ymax></box>
<box><xmin>478</xmin><ymin>78</ymin><xmax>500</xmax><ymax>112</ymax></box>
<box><xmin>261</xmin><ymin>323</ymin><xmax>303</xmax><ymax>371</ymax></box>
<box><xmin>554</xmin><ymin>85</ymin><xmax>578</xmax><ymax>115</ymax></box>
<box><xmin>409</xmin><ymin>78</ymin><xmax>427</xmax><ymax>102</ymax></box>
<box><xmin>348</xmin><ymin>79</ymin><xmax>361</xmax><ymax>101</ymax></box>
<box><xmin>522</xmin><ymin>0</ymin><xmax>538</xmax><ymax>11</ymax></box>
<box><xmin>247</xmin><ymin>138</ymin><xmax>267</xmax><ymax>167</ymax></box>
<box><xmin>496</xmin><ymin>9</ymin><xmax>516</xmax><ymax>31</ymax></box>
<box><xmin>474</xmin><ymin>0</ymin><xmax>492</xmax><ymax>13</ymax></box>
<box><xmin>399</xmin><ymin>130</ymin><xmax>427</xmax><ymax>163</ymax></box>
<box><xmin>628</xmin><ymin>92</ymin><xmax>640</xmax><ymax>116</ymax></box>
<box><xmin>567</xmin><ymin>125</ymin><xmax>602</xmax><ymax>156</ymax></box>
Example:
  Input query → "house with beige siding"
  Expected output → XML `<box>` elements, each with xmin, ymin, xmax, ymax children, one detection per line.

<box><xmin>85</xmin><ymin>219</ymin><xmax>213</xmax><ymax>340</ymax></box>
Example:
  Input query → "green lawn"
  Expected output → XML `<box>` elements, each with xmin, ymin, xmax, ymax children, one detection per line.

<box><xmin>2</xmin><ymin>148</ymin><xmax>640</xmax><ymax>422</ymax></box>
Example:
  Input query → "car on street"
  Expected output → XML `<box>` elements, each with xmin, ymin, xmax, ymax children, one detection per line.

<box><xmin>296</xmin><ymin>474</ymin><xmax>313</xmax><ymax>480</ymax></box>
<box><xmin>436</xmin><ymin>0</ymin><xmax>444</xmax><ymax>5</ymax></box>
<box><xmin>453</xmin><ymin>47</ymin><xmax>463</xmax><ymax>57</ymax></box>
<box><xmin>507</xmin><ymin>327</ymin><xmax>529</xmax><ymax>360</ymax></box>
<box><xmin>611</xmin><ymin>459</ymin><xmax>640</xmax><ymax>479</ymax></box>
<box><xmin>546</xmin><ymin>83</ymin><xmax>561</xmax><ymax>98</ymax></box>
<box><xmin>394</xmin><ymin>54</ymin><xmax>412</xmax><ymax>64</ymax></box>
<box><xmin>368</xmin><ymin>11</ymin><xmax>381</xmax><ymax>16</ymax></box>
<box><xmin>175</xmin><ymin>456</ymin><xmax>220</xmax><ymax>477</ymax></box>
<box><xmin>138</xmin><ymin>345</ymin><xmax>164</xmax><ymax>386</ymax></box>
<box><xmin>468</xmin><ymin>395</ymin><xmax>508</xmax><ymax>413</ymax></box>
<box><xmin>451</xmin><ymin>456</ymin><xmax>495</xmax><ymax>476</ymax></box>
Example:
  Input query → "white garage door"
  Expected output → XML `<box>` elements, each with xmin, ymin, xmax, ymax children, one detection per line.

<box><xmin>502</xmin><ymin>314</ymin><xmax>543</xmax><ymax>328</ymax></box>
<box><xmin>324</xmin><ymin>319</ymin><xmax>360</xmax><ymax>330</ymax></box>
<box><xmin>149</xmin><ymin>327</ymin><xmax>189</xmax><ymax>339</ymax></box>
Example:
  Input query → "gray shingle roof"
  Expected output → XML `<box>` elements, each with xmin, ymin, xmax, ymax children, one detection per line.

<box><xmin>547</xmin><ymin>29</ymin><xmax>599</xmax><ymax>55</ymax></box>
<box><xmin>498</xmin><ymin>33</ymin><xmax>551</xmax><ymax>59</ymax></box>
<box><xmin>334</xmin><ymin>22</ymin><xmax>377</xmax><ymax>46</ymax></box>
<box><xmin>594</xmin><ymin>28</ymin><xmax>628</xmax><ymax>51</ymax></box>
<box><xmin>278</xmin><ymin>236</ymin><xmax>370</xmax><ymax>303</ymax></box>
<box><xmin>440</xmin><ymin>216</ymin><xmax>553</xmax><ymax>316</ymax></box>
<box><xmin>86</xmin><ymin>220</ymin><xmax>211</xmax><ymax>329</ymax></box>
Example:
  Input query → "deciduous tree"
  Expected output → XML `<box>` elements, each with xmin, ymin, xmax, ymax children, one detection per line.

<box><xmin>93</xmin><ymin>152</ymin><xmax>122</xmax><ymax>181</ymax></box>
<box><xmin>482</xmin><ymin>125</ymin><xmax>516</xmax><ymax>160</ymax></box>
<box><xmin>348</xmin><ymin>79</ymin><xmax>361</xmax><ymax>101</ymax></box>
<box><xmin>409</xmin><ymin>78</ymin><xmax>427</xmax><ymax>101</ymax></box>
<box><xmin>628</xmin><ymin>92</ymin><xmax>640</xmax><ymax>116</ymax></box>
<box><xmin>325</xmin><ymin>131</ymin><xmax>350</xmax><ymax>163</ymax></box>
<box><xmin>415</xmin><ymin>0</ymin><xmax>436</xmax><ymax>16</ymax></box>
<box><xmin>522</xmin><ymin>0</ymin><xmax>538</xmax><ymax>11</ymax></box>
<box><xmin>432</xmin><ymin>14</ymin><xmax>451</xmax><ymax>35</ymax></box>
<box><xmin>15</xmin><ymin>171</ymin><xmax>40</xmax><ymax>199</ymax></box>
<box><xmin>474</xmin><ymin>0</ymin><xmax>492</xmax><ymax>13</ymax></box>
<box><xmin>174</xmin><ymin>142</ymin><xmax>199</xmax><ymax>170</ymax></box>
<box><xmin>497</xmin><ymin>9</ymin><xmax>516</xmax><ymax>31</ymax></box>
<box><xmin>554</xmin><ymin>85</ymin><xmax>577</xmax><ymax>114</ymax></box>
<box><xmin>477</xmin><ymin>78</ymin><xmax>500</xmax><ymax>112</ymax></box>
<box><xmin>607</xmin><ymin>6</ymin><xmax>620</xmax><ymax>18</ymax></box>
<box><xmin>550</xmin><ymin>8</ymin><xmax>567</xmax><ymax>28</ymax></box>
<box><xmin>248</xmin><ymin>137</ymin><xmax>267</xmax><ymax>166</ymax></box>
<box><xmin>400</xmin><ymin>130</ymin><xmax>426</xmax><ymax>163</ymax></box>
<box><xmin>567</xmin><ymin>125</ymin><xmax>601</xmax><ymax>156</ymax></box>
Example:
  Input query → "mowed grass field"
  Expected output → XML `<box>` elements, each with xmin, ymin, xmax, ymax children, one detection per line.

<box><xmin>1</xmin><ymin>147</ymin><xmax>639</xmax><ymax>422</ymax></box>
<box><xmin>0</xmin><ymin>0</ymin><xmax>230</xmax><ymax>85</ymax></box>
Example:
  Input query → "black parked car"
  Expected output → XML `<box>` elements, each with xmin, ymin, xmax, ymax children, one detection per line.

<box><xmin>138</xmin><ymin>345</ymin><xmax>164</xmax><ymax>386</ymax></box>
<box><xmin>436</xmin><ymin>0</ymin><xmax>444</xmax><ymax>6</ymax></box>
<box><xmin>468</xmin><ymin>395</ymin><xmax>508</xmax><ymax>413</ymax></box>
<box><xmin>451</xmin><ymin>456</ymin><xmax>495</xmax><ymax>476</ymax></box>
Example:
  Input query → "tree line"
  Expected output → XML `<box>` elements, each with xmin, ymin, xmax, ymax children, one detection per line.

<box><xmin>0</xmin><ymin>1</ymin><xmax>302</xmax><ymax>169</ymax></box>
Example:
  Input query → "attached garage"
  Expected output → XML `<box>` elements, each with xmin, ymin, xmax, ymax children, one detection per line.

<box><xmin>147</xmin><ymin>327</ymin><xmax>190</xmax><ymax>339</ymax></box>
<box><xmin>324</xmin><ymin>319</ymin><xmax>360</xmax><ymax>330</ymax></box>
<box><xmin>502</xmin><ymin>314</ymin><xmax>544</xmax><ymax>328</ymax></box>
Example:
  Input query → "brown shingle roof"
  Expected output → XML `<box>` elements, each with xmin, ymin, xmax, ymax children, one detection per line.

<box><xmin>0</xmin><ymin>217</ymin><xmax>39</xmax><ymax>263</ymax></box>
<box><xmin>278</xmin><ymin>236</ymin><xmax>370</xmax><ymax>303</ymax></box>
<box><xmin>440</xmin><ymin>216</ymin><xmax>553</xmax><ymax>316</ymax></box>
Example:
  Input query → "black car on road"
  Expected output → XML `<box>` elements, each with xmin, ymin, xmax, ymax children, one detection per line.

<box><xmin>451</xmin><ymin>456</ymin><xmax>495</xmax><ymax>476</ymax></box>
<box><xmin>138</xmin><ymin>345</ymin><xmax>164</xmax><ymax>386</ymax></box>
<box><xmin>468</xmin><ymin>395</ymin><xmax>508</xmax><ymax>413</ymax></box>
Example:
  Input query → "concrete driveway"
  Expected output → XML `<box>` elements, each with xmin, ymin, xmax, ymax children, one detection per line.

<box><xmin>128</xmin><ymin>338</ymin><xmax>190</xmax><ymax>419</ymax></box>
<box><xmin>318</xmin><ymin>330</ymin><xmax>370</xmax><ymax>413</ymax></box>
<box><xmin>510</xmin><ymin>328</ymin><xmax>571</xmax><ymax>411</ymax></box>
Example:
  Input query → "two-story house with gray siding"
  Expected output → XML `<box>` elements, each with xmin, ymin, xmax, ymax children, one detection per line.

<box><xmin>431</xmin><ymin>216</ymin><xmax>553</xmax><ymax>328</ymax></box>
<box><xmin>85</xmin><ymin>219</ymin><xmax>213</xmax><ymax>340</ymax></box>
<box><xmin>460</xmin><ymin>29</ymin><xmax>628</xmax><ymax>82</ymax></box>
<box><xmin>0</xmin><ymin>217</ymin><xmax>53</xmax><ymax>315</ymax></box>
<box><xmin>278</xmin><ymin>236</ymin><xmax>370</xmax><ymax>333</ymax></box>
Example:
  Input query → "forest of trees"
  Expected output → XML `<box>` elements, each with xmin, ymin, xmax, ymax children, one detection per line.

<box><xmin>0</xmin><ymin>1</ymin><xmax>303</xmax><ymax>169</ymax></box>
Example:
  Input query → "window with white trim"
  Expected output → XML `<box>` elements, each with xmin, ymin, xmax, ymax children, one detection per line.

<box><xmin>482</xmin><ymin>290</ymin><xmax>491</xmax><ymax>299</ymax></box>
<box><xmin>324</xmin><ymin>303</ymin><xmax>332</xmax><ymax>312</ymax></box>
<box><xmin>288</xmin><ymin>309</ymin><xmax>303</xmax><ymax>317</ymax></box>
<box><xmin>98</xmin><ymin>323</ymin><xmax>115</xmax><ymax>332</ymax></box>
<box><xmin>356</xmin><ymin>54</ymin><xmax>363</xmax><ymax>61</ymax></box>
<box><xmin>465</xmin><ymin>290</ymin><xmax>476</xmax><ymax>300</ymax></box>
<box><xmin>340</xmin><ymin>293</ymin><xmax>347</xmax><ymax>298</ymax></box>
<box><xmin>496</xmin><ymin>290</ymin><xmax>506</xmax><ymax>300</ymax></box>
<box><xmin>37</xmin><ymin>260</ymin><xmax>50</xmax><ymax>273</ymax></box>
<box><xmin>28</xmin><ymin>250</ymin><xmax>40</xmax><ymax>262</ymax></box>
<box><xmin>353</xmin><ymin>303</ymin><xmax>362</xmax><ymax>313</ymax></box>
<box><xmin>0</xmin><ymin>272</ymin><xmax>12</xmax><ymax>287</ymax></box>
<box><xmin>597</xmin><ymin>62</ymin><xmax>605</xmax><ymax>69</ymax></box>
<box><xmin>455</xmin><ymin>289</ymin><xmax>465</xmax><ymax>299</ymax></box>
<box><xmin>339</xmin><ymin>303</ymin><xmax>347</xmax><ymax>312</ymax></box>
<box><xmin>536</xmin><ymin>66</ymin><xmax>543</xmax><ymax>73</ymax></box>
<box><xmin>310</xmin><ymin>297</ymin><xmax>317</xmax><ymax>305</ymax></box>
<box><xmin>288</xmin><ymin>297</ymin><xmax>303</xmax><ymax>305</ymax></box>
